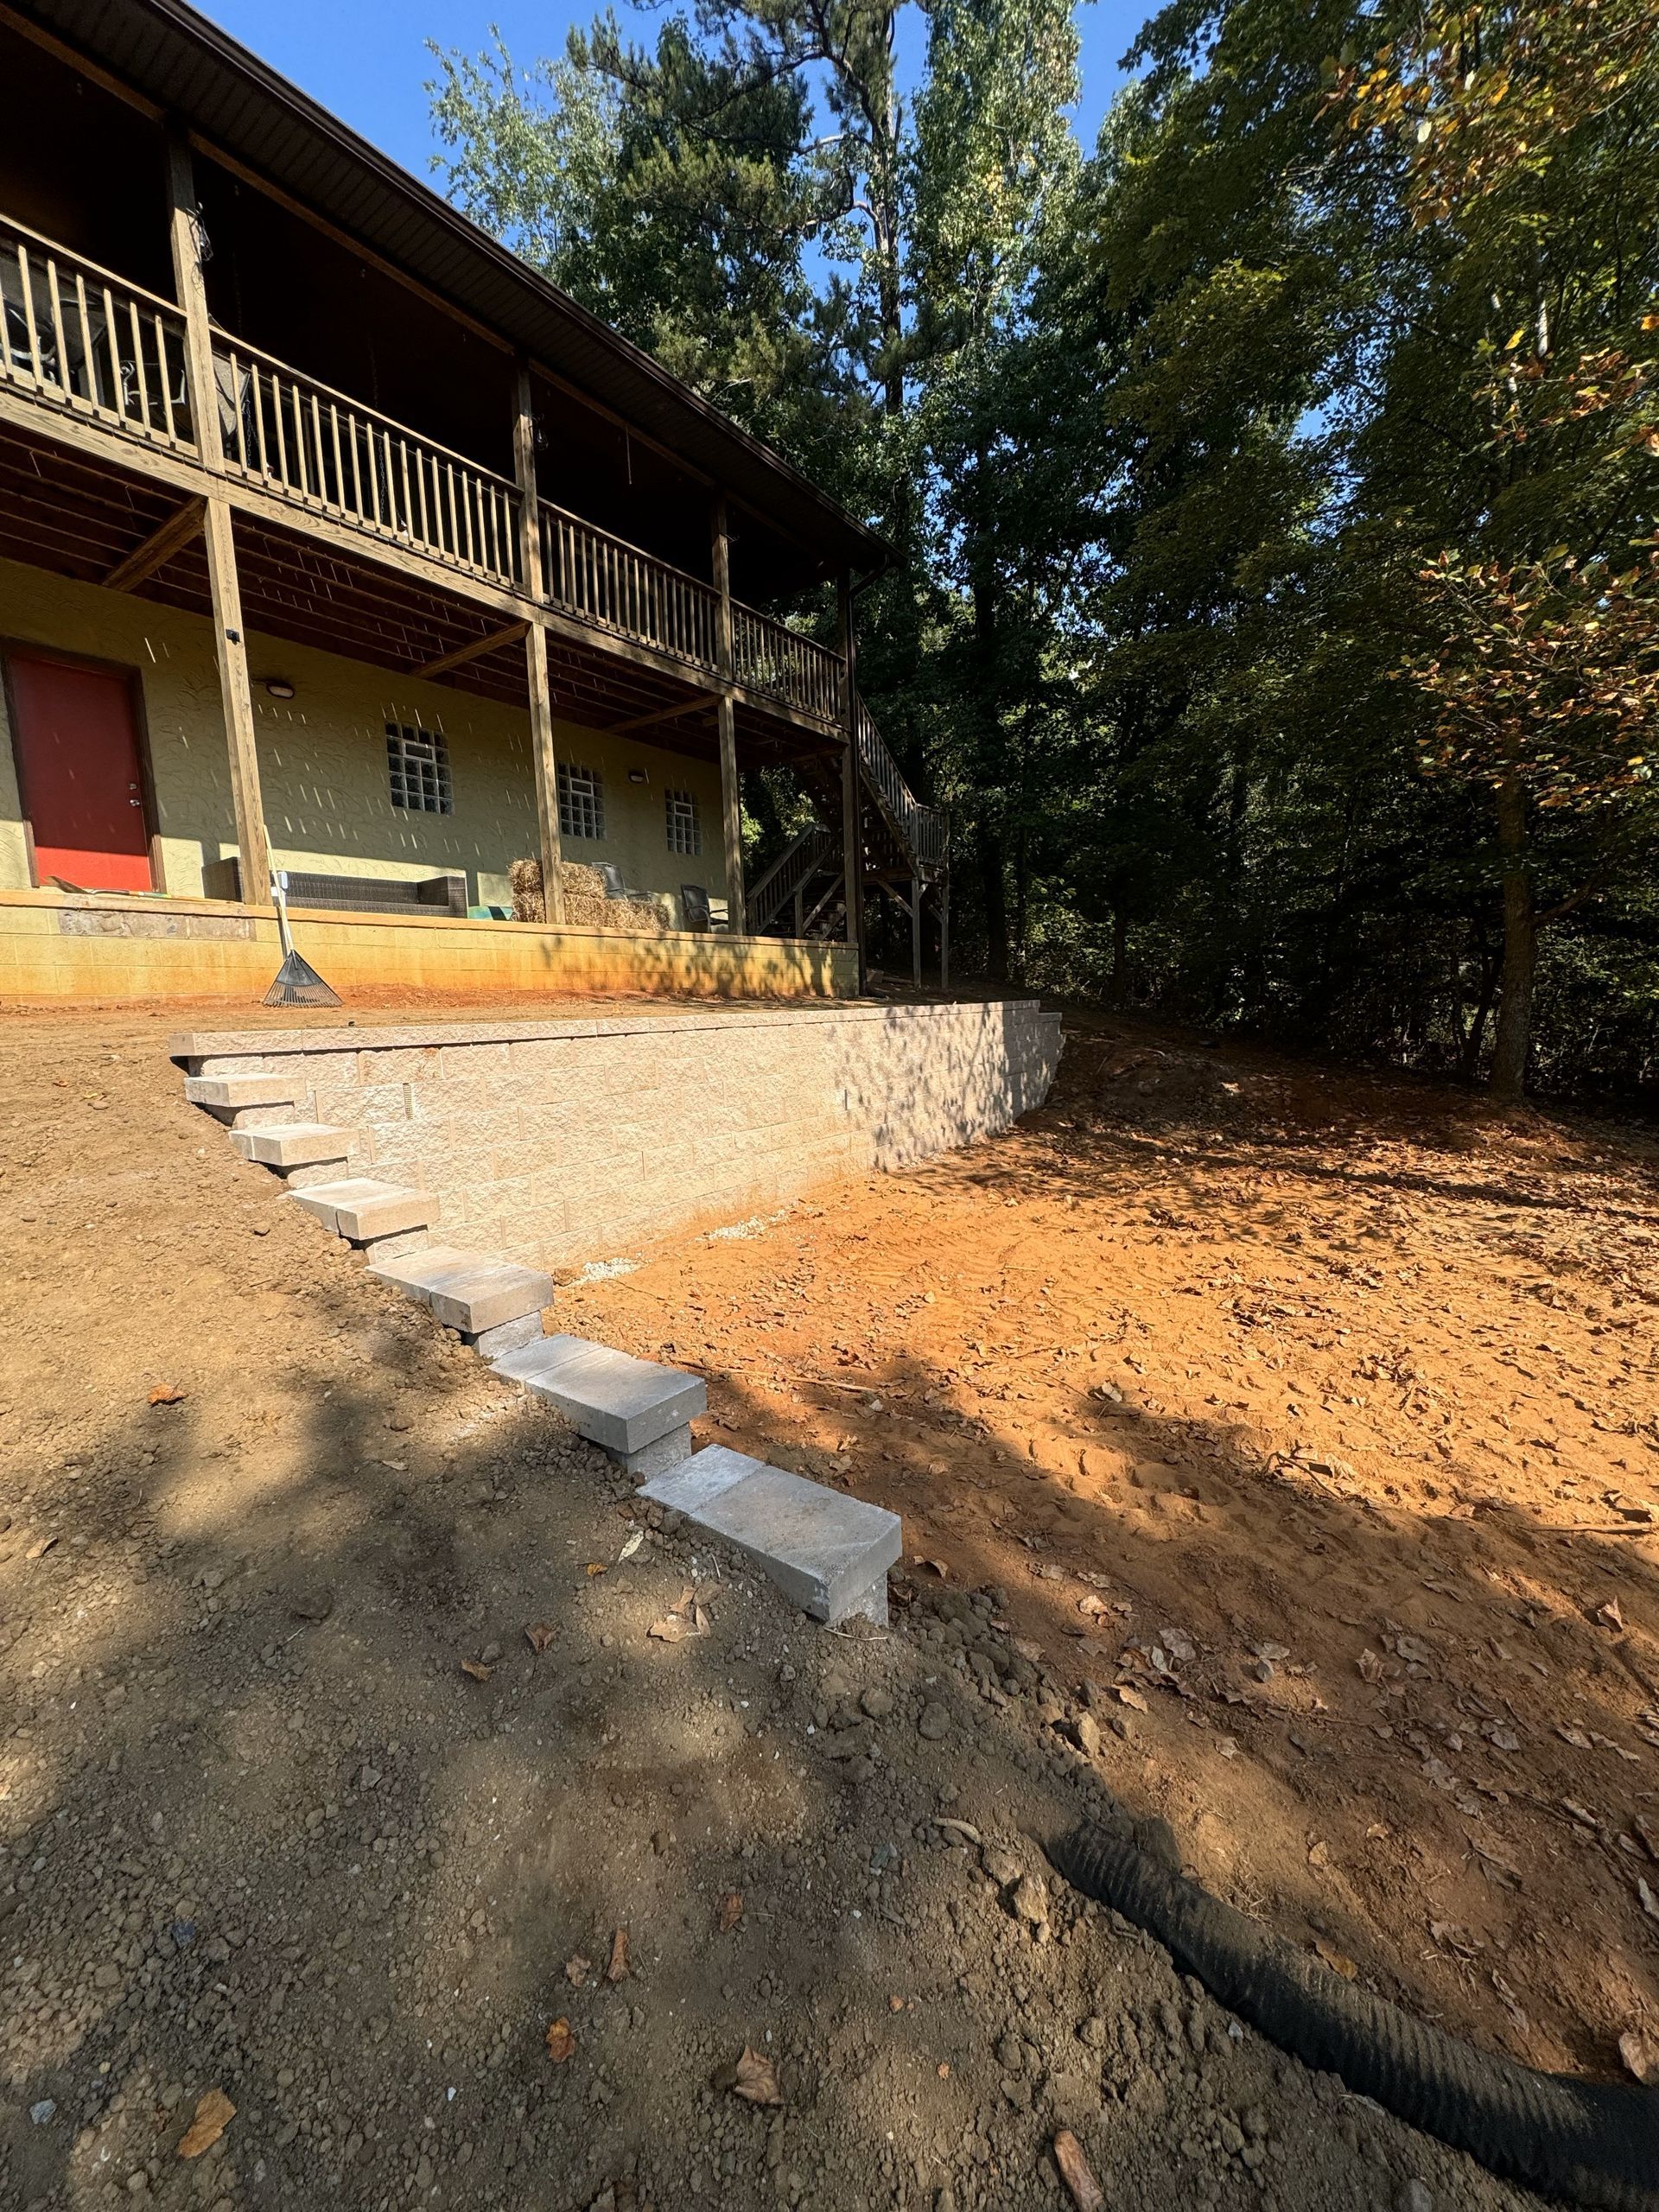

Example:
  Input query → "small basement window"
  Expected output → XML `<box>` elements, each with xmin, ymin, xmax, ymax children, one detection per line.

<box><xmin>385</xmin><ymin>721</ymin><xmax>452</xmax><ymax>815</ymax></box>
<box><xmin>558</xmin><ymin>761</ymin><xmax>605</xmax><ymax>841</ymax></box>
<box><xmin>665</xmin><ymin>787</ymin><xmax>702</xmax><ymax>856</ymax></box>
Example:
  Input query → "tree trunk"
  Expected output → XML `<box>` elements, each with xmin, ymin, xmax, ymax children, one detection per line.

<box><xmin>1489</xmin><ymin>774</ymin><xmax>1535</xmax><ymax>1101</ymax></box>
<box><xmin>976</xmin><ymin>820</ymin><xmax>1009</xmax><ymax>982</ymax></box>
<box><xmin>1109</xmin><ymin>907</ymin><xmax>1129</xmax><ymax>1002</ymax></box>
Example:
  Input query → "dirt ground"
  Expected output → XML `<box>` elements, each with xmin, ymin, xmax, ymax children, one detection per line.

<box><xmin>0</xmin><ymin>998</ymin><xmax>1652</xmax><ymax>2212</ymax></box>
<box><xmin>560</xmin><ymin>1010</ymin><xmax>1659</xmax><ymax>2085</ymax></box>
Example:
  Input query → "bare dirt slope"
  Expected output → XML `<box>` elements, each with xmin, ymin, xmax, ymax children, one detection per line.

<box><xmin>0</xmin><ymin>1003</ymin><xmax>1637</xmax><ymax>2212</ymax></box>
<box><xmin>562</xmin><ymin>1010</ymin><xmax>1659</xmax><ymax>2088</ymax></box>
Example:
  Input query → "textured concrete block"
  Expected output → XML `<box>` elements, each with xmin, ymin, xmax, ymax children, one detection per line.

<box><xmin>184</xmin><ymin>1073</ymin><xmax>298</xmax><ymax>1110</ymax></box>
<box><xmin>610</xmin><ymin>1423</ymin><xmax>694</xmax><ymax>1480</ymax></box>
<box><xmin>426</xmin><ymin>1262</ymin><xmax>552</xmax><ymax>1336</ymax></box>
<box><xmin>470</xmin><ymin>1312</ymin><xmax>545</xmax><ymax>1358</ymax></box>
<box><xmin>367</xmin><ymin>1244</ymin><xmax>486</xmax><ymax>1302</ymax></box>
<box><xmin>493</xmin><ymin>1335</ymin><xmax>705</xmax><ymax>1453</ymax></box>
<box><xmin>241</xmin><ymin>1123</ymin><xmax>357</xmax><ymax>1170</ymax></box>
<box><xmin>639</xmin><ymin>1446</ymin><xmax>901</xmax><ymax>1625</ymax></box>
<box><xmin>358</xmin><ymin>1227</ymin><xmax>430</xmax><ymax>1263</ymax></box>
<box><xmin>290</xmin><ymin>1179</ymin><xmax>432</xmax><ymax>1242</ymax></box>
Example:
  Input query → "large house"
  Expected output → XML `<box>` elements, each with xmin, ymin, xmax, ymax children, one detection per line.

<box><xmin>0</xmin><ymin>0</ymin><xmax>945</xmax><ymax>1003</ymax></box>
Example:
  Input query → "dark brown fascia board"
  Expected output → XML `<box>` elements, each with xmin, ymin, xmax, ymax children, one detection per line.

<box><xmin>4</xmin><ymin>0</ymin><xmax>889</xmax><ymax>582</ymax></box>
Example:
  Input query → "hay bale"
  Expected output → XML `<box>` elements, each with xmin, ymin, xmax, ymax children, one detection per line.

<box><xmin>508</xmin><ymin>856</ymin><xmax>544</xmax><ymax>924</ymax></box>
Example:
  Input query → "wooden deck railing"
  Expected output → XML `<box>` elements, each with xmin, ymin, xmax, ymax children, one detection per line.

<box><xmin>0</xmin><ymin>215</ymin><xmax>197</xmax><ymax>455</ymax></box>
<box><xmin>855</xmin><ymin>694</ymin><xmax>947</xmax><ymax>872</ymax></box>
<box><xmin>540</xmin><ymin>499</ymin><xmax>720</xmax><ymax>670</ymax></box>
<box><xmin>732</xmin><ymin>604</ymin><xmax>843</xmax><ymax>724</ymax></box>
<box><xmin>212</xmin><ymin>335</ymin><xmax>522</xmax><ymax>587</ymax></box>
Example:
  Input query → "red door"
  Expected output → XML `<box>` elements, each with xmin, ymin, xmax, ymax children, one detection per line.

<box><xmin>7</xmin><ymin>652</ymin><xmax>152</xmax><ymax>892</ymax></box>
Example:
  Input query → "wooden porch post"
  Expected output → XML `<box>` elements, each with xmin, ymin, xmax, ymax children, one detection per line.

<box><xmin>837</xmin><ymin>572</ymin><xmax>866</xmax><ymax>990</ymax></box>
<box><xmin>709</xmin><ymin>496</ymin><xmax>744</xmax><ymax>930</ymax></box>
<box><xmin>513</xmin><ymin>365</ymin><xmax>565</xmax><ymax>925</ymax></box>
<box><xmin>167</xmin><ymin>137</ymin><xmax>267</xmax><ymax>902</ymax></box>
<box><xmin>912</xmin><ymin>873</ymin><xmax>923</xmax><ymax>988</ymax></box>
<box><xmin>939</xmin><ymin>877</ymin><xmax>950</xmax><ymax>993</ymax></box>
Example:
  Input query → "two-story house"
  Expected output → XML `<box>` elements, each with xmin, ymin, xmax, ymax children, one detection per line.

<box><xmin>0</xmin><ymin>0</ymin><xmax>946</xmax><ymax>1003</ymax></box>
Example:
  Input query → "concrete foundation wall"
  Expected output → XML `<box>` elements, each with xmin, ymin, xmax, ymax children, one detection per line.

<box><xmin>0</xmin><ymin>888</ymin><xmax>853</xmax><ymax>1004</ymax></box>
<box><xmin>174</xmin><ymin>1001</ymin><xmax>1063</xmax><ymax>1268</ymax></box>
<box><xmin>0</xmin><ymin>557</ymin><xmax>728</xmax><ymax>912</ymax></box>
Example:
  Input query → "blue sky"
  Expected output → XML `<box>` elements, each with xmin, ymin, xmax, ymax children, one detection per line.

<box><xmin>198</xmin><ymin>0</ymin><xmax>1152</xmax><ymax>192</ymax></box>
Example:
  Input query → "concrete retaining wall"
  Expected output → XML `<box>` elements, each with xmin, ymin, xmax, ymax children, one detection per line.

<box><xmin>172</xmin><ymin>1001</ymin><xmax>1062</xmax><ymax>1268</ymax></box>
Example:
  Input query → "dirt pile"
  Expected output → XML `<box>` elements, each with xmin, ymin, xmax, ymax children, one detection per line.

<box><xmin>0</xmin><ymin>1007</ymin><xmax>1556</xmax><ymax>2211</ymax></box>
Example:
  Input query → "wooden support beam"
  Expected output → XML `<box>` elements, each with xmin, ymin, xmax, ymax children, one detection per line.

<box><xmin>912</xmin><ymin>872</ymin><xmax>923</xmax><ymax>988</ymax></box>
<box><xmin>514</xmin><ymin>364</ymin><xmax>564</xmax><ymax>925</ymax></box>
<box><xmin>711</xmin><ymin>495</ymin><xmax>744</xmax><ymax>927</ymax></box>
<box><xmin>414</xmin><ymin>620</ymin><xmax>528</xmax><ymax>682</ymax></box>
<box><xmin>168</xmin><ymin>137</ymin><xmax>266</xmax><ymax>900</ymax></box>
<box><xmin>102</xmin><ymin>496</ymin><xmax>206</xmax><ymax>593</ymax></box>
<box><xmin>605</xmin><ymin>696</ymin><xmax>709</xmax><ymax>739</ymax></box>
<box><xmin>940</xmin><ymin>877</ymin><xmax>950</xmax><ymax>994</ymax></box>
<box><xmin>837</xmin><ymin>571</ymin><xmax>866</xmax><ymax>989</ymax></box>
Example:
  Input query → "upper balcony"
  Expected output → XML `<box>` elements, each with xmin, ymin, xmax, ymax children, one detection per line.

<box><xmin>0</xmin><ymin>211</ymin><xmax>852</xmax><ymax>739</ymax></box>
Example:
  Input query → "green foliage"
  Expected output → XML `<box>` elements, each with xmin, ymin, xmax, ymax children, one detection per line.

<box><xmin>429</xmin><ymin>0</ymin><xmax>1659</xmax><ymax>1105</ymax></box>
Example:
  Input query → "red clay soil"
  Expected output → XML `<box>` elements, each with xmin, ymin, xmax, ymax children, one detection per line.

<box><xmin>561</xmin><ymin>1009</ymin><xmax>1659</xmax><ymax>2086</ymax></box>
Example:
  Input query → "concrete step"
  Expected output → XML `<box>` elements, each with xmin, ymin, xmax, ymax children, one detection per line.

<box><xmin>493</xmin><ymin>1335</ymin><xmax>704</xmax><ymax>1463</ymax></box>
<box><xmin>232</xmin><ymin>1122</ymin><xmax>357</xmax><ymax>1172</ymax></box>
<box><xmin>289</xmin><ymin>1179</ymin><xmax>433</xmax><ymax>1243</ymax></box>
<box><xmin>185</xmin><ymin>1073</ymin><xmax>305</xmax><ymax>1127</ymax></box>
<box><xmin>640</xmin><ymin>1446</ymin><xmax>901</xmax><ymax>1626</ymax></box>
<box><xmin>184</xmin><ymin>1073</ymin><xmax>300</xmax><ymax>1112</ymax></box>
<box><xmin>370</xmin><ymin>1245</ymin><xmax>552</xmax><ymax>1353</ymax></box>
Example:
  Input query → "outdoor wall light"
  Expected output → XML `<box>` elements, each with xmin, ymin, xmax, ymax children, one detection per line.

<box><xmin>627</xmin><ymin>767</ymin><xmax>648</xmax><ymax>784</ymax></box>
<box><xmin>264</xmin><ymin>678</ymin><xmax>296</xmax><ymax>700</ymax></box>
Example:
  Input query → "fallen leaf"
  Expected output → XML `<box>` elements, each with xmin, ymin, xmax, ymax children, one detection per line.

<box><xmin>1116</xmin><ymin>1685</ymin><xmax>1147</xmax><ymax>1713</ymax></box>
<box><xmin>1052</xmin><ymin>2126</ymin><xmax>1106</xmax><ymax>2212</ymax></box>
<box><xmin>148</xmin><ymin>1385</ymin><xmax>186</xmax><ymax>1407</ymax></box>
<box><xmin>524</xmin><ymin>1622</ymin><xmax>556</xmax><ymax>1654</ymax></box>
<box><xmin>1597</xmin><ymin>1599</ymin><xmax>1625</xmax><ymax>1631</ymax></box>
<box><xmin>730</xmin><ymin>2046</ymin><xmax>784</xmax><ymax>2107</ymax></box>
<box><xmin>607</xmin><ymin>1926</ymin><xmax>629</xmax><ymax>1982</ymax></box>
<box><xmin>937</xmin><ymin>2061</ymin><xmax>950</xmax><ymax>2078</ymax></box>
<box><xmin>1077</xmin><ymin>1594</ymin><xmax>1109</xmax><ymax>1618</ymax></box>
<box><xmin>176</xmin><ymin>2089</ymin><xmax>234</xmax><ymax>2158</ymax></box>
<box><xmin>460</xmin><ymin>1659</ymin><xmax>494</xmax><ymax>1682</ymax></box>
<box><xmin>1307</xmin><ymin>1840</ymin><xmax>1331</xmax><ymax>1869</ymax></box>
<box><xmin>563</xmin><ymin>1955</ymin><xmax>592</xmax><ymax>1986</ymax></box>
<box><xmin>1357</xmin><ymin>1648</ymin><xmax>1383</xmax><ymax>1683</ymax></box>
<box><xmin>25</xmin><ymin>1535</ymin><xmax>57</xmax><ymax>1561</ymax></box>
<box><xmin>545</xmin><ymin>2018</ymin><xmax>576</xmax><ymax>2063</ymax></box>
<box><xmin>586</xmin><ymin>1563</ymin><xmax>607</xmax><ymax>1578</ymax></box>
<box><xmin>1314</xmin><ymin>1938</ymin><xmax>1357</xmax><ymax>1980</ymax></box>
<box><xmin>619</xmin><ymin>1528</ymin><xmax>645</xmax><ymax>1561</ymax></box>
<box><xmin>1619</xmin><ymin>2028</ymin><xmax>1659</xmax><ymax>2083</ymax></box>
<box><xmin>719</xmin><ymin>1891</ymin><xmax>743</xmax><ymax>1933</ymax></box>
<box><xmin>1638</xmin><ymin>1878</ymin><xmax>1659</xmax><ymax>1923</ymax></box>
<box><xmin>912</xmin><ymin>1557</ymin><xmax>949</xmax><ymax>1579</ymax></box>
<box><xmin>648</xmin><ymin>1616</ymin><xmax>685</xmax><ymax>1644</ymax></box>
<box><xmin>888</xmin><ymin>1994</ymin><xmax>906</xmax><ymax>2012</ymax></box>
<box><xmin>1558</xmin><ymin>1726</ymin><xmax>1592</xmax><ymax>1750</ymax></box>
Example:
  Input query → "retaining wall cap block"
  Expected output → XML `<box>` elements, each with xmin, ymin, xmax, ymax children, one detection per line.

<box><xmin>183</xmin><ymin>1074</ymin><xmax>299</xmax><ymax>1109</ymax></box>
<box><xmin>492</xmin><ymin>1334</ymin><xmax>706</xmax><ymax>1452</ymax></box>
<box><xmin>241</xmin><ymin>1123</ymin><xmax>355</xmax><ymax>1169</ymax></box>
<box><xmin>289</xmin><ymin>1179</ymin><xmax>431</xmax><ymax>1242</ymax></box>
<box><xmin>367</xmin><ymin>1246</ymin><xmax>489</xmax><ymax>1300</ymax></box>
<box><xmin>428</xmin><ymin>1262</ymin><xmax>554</xmax><ymax>1335</ymax></box>
<box><xmin>639</xmin><ymin>1446</ymin><xmax>902</xmax><ymax>1625</ymax></box>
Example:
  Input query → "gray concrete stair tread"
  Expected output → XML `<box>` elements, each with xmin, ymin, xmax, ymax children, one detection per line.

<box><xmin>640</xmin><ymin>1445</ymin><xmax>901</xmax><ymax>1625</ymax></box>
<box><xmin>493</xmin><ymin>1334</ymin><xmax>705</xmax><ymax>1453</ymax></box>
<box><xmin>241</xmin><ymin>1122</ymin><xmax>356</xmax><ymax>1169</ymax></box>
<box><xmin>367</xmin><ymin>1245</ymin><xmax>492</xmax><ymax>1298</ymax></box>
<box><xmin>184</xmin><ymin>1073</ymin><xmax>299</xmax><ymax>1109</ymax></box>
<box><xmin>289</xmin><ymin>1179</ymin><xmax>433</xmax><ymax>1243</ymax></box>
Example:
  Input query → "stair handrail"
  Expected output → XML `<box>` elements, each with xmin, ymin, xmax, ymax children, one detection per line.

<box><xmin>745</xmin><ymin>819</ymin><xmax>835</xmax><ymax>933</ymax></box>
<box><xmin>851</xmin><ymin>694</ymin><xmax>947</xmax><ymax>873</ymax></box>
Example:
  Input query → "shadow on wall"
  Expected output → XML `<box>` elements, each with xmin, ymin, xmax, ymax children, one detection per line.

<box><xmin>828</xmin><ymin>999</ymin><xmax>1062</xmax><ymax>1172</ymax></box>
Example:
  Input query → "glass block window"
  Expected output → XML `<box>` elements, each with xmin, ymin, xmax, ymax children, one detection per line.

<box><xmin>385</xmin><ymin>721</ymin><xmax>452</xmax><ymax>815</ymax></box>
<box><xmin>557</xmin><ymin>761</ymin><xmax>604</xmax><ymax>841</ymax></box>
<box><xmin>665</xmin><ymin>787</ymin><xmax>702</xmax><ymax>856</ymax></box>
